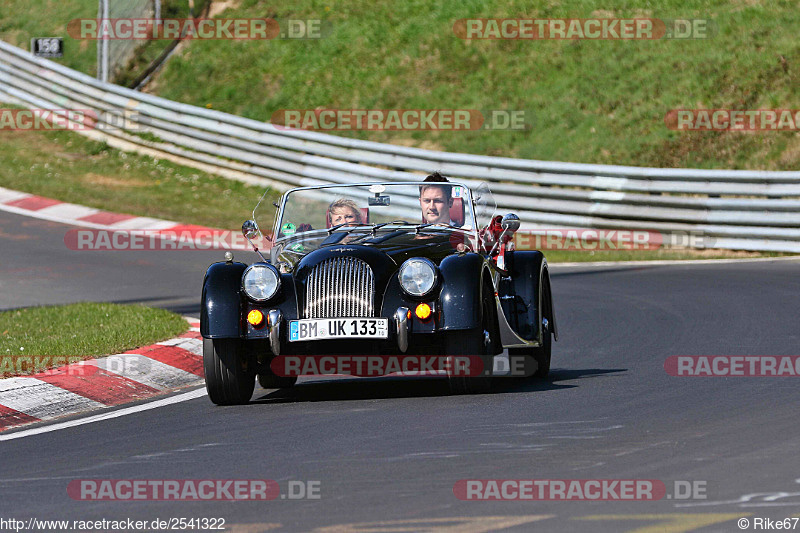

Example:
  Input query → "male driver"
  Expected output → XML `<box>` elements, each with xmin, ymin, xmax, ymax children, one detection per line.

<box><xmin>419</xmin><ymin>171</ymin><xmax>454</xmax><ymax>225</ymax></box>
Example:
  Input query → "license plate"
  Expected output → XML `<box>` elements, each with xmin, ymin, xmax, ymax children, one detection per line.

<box><xmin>289</xmin><ymin>318</ymin><xmax>389</xmax><ymax>342</ymax></box>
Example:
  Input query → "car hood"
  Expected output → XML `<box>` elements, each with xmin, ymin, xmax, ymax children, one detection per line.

<box><xmin>358</xmin><ymin>229</ymin><xmax>469</xmax><ymax>265</ymax></box>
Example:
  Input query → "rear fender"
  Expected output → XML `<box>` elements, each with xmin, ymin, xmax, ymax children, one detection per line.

<box><xmin>502</xmin><ymin>251</ymin><xmax>558</xmax><ymax>343</ymax></box>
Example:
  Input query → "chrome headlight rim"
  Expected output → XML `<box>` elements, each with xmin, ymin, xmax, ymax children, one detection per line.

<box><xmin>242</xmin><ymin>263</ymin><xmax>281</xmax><ymax>302</ymax></box>
<box><xmin>398</xmin><ymin>258</ymin><xmax>439</xmax><ymax>298</ymax></box>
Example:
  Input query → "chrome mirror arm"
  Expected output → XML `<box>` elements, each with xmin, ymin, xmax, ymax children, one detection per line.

<box><xmin>489</xmin><ymin>213</ymin><xmax>520</xmax><ymax>256</ymax></box>
<box><xmin>242</xmin><ymin>219</ymin><xmax>268</xmax><ymax>262</ymax></box>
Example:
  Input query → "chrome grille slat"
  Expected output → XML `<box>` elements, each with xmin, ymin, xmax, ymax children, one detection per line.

<box><xmin>322</xmin><ymin>259</ymin><xmax>327</xmax><ymax>318</ymax></box>
<box><xmin>346</xmin><ymin>258</ymin><xmax>353</xmax><ymax>317</ymax></box>
<box><xmin>304</xmin><ymin>256</ymin><xmax>375</xmax><ymax>318</ymax></box>
<box><xmin>351</xmin><ymin>258</ymin><xmax>357</xmax><ymax>316</ymax></box>
<box><xmin>326</xmin><ymin>259</ymin><xmax>332</xmax><ymax>318</ymax></box>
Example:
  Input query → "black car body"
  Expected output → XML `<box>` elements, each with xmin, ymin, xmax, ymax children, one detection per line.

<box><xmin>200</xmin><ymin>182</ymin><xmax>557</xmax><ymax>404</ymax></box>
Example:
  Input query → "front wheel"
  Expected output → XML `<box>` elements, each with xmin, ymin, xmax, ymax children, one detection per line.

<box><xmin>203</xmin><ymin>338</ymin><xmax>255</xmax><ymax>405</ymax></box>
<box><xmin>446</xmin><ymin>288</ymin><xmax>497</xmax><ymax>394</ymax></box>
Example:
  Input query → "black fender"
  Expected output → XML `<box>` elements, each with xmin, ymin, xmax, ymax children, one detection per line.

<box><xmin>242</xmin><ymin>272</ymin><xmax>299</xmax><ymax>340</ymax></box>
<box><xmin>438</xmin><ymin>252</ymin><xmax>493</xmax><ymax>331</ymax></box>
<box><xmin>502</xmin><ymin>251</ymin><xmax>558</xmax><ymax>343</ymax></box>
<box><xmin>201</xmin><ymin>261</ymin><xmax>247</xmax><ymax>338</ymax></box>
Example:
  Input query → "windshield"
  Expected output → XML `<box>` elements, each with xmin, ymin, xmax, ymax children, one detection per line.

<box><xmin>472</xmin><ymin>182</ymin><xmax>497</xmax><ymax>229</ymax></box>
<box><xmin>256</xmin><ymin>182</ymin><xmax>478</xmax><ymax>236</ymax></box>
<box><xmin>252</xmin><ymin>182</ymin><xmax>480</xmax><ymax>264</ymax></box>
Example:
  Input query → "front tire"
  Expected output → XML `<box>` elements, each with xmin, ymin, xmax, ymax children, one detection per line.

<box><xmin>203</xmin><ymin>338</ymin><xmax>255</xmax><ymax>405</ymax></box>
<box><xmin>446</xmin><ymin>287</ymin><xmax>497</xmax><ymax>394</ymax></box>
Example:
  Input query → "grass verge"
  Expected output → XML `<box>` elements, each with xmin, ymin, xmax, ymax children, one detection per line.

<box><xmin>0</xmin><ymin>302</ymin><xmax>188</xmax><ymax>377</ymax></box>
<box><xmin>0</xmin><ymin>124</ymin><xmax>278</xmax><ymax>230</ymax></box>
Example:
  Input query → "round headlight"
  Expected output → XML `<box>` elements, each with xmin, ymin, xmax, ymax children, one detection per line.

<box><xmin>242</xmin><ymin>264</ymin><xmax>280</xmax><ymax>301</ymax></box>
<box><xmin>399</xmin><ymin>258</ymin><xmax>438</xmax><ymax>297</ymax></box>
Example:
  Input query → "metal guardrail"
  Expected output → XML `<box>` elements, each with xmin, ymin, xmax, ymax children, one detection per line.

<box><xmin>1</xmin><ymin>39</ymin><xmax>799</xmax><ymax>252</ymax></box>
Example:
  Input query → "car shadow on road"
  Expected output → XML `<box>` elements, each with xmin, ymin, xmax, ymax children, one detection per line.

<box><xmin>493</xmin><ymin>367</ymin><xmax>626</xmax><ymax>394</ymax></box>
<box><xmin>250</xmin><ymin>367</ymin><xmax>626</xmax><ymax>404</ymax></box>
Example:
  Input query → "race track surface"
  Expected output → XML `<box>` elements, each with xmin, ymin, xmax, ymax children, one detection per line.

<box><xmin>0</xmin><ymin>210</ymin><xmax>223</xmax><ymax>315</ymax></box>
<box><xmin>2</xmin><ymin>210</ymin><xmax>800</xmax><ymax>532</ymax></box>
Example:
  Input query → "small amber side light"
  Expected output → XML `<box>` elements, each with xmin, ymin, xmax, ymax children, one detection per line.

<box><xmin>415</xmin><ymin>303</ymin><xmax>432</xmax><ymax>321</ymax></box>
<box><xmin>247</xmin><ymin>309</ymin><xmax>265</xmax><ymax>328</ymax></box>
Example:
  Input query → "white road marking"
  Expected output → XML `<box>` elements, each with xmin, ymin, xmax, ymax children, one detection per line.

<box><xmin>0</xmin><ymin>186</ymin><xmax>179</xmax><ymax>230</ymax></box>
<box><xmin>178</xmin><ymin>339</ymin><xmax>203</xmax><ymax>356</ymax></box>
<box><xmin>34</xmin><ymin>203</ymin><xmax>99</xmax><ymax>220</ymax></box>
<box><xmin>0</xmin><ymin>388</ymin><xmax>207</xmax><ymax>441</ymax></box>
<box><xmin>0</xmin><ymin>203</ymin><xmax>121</xmax><ymax>229</ymax></box>
<box><xmin>109</xmin><ymin>217</ymin><xmax>179</xmax><ymax>230</ymax></box>
<box><xmin>158</xmin><ymin>338</ymin><xmax>203</xmax><ymax>356</ymax></box>
<box><xmin>0</xmin><ymin>377</ymin><xmax>104</xmax><ymax>419</ymax></box>
<box><xmin>0</xmin><ymin>189</ymin><xmax>32</xmax><ymax>203</ymax></box>
<box><xmin>94</xmin><ymin>353</ymin><xmax>200</xmax><ymax>390</ymax></box>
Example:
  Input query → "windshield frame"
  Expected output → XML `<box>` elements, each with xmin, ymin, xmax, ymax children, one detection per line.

<box><xmin>264</xmin><ymin>181</ymin><xmax>483</xmax><ymax>246</ymax></box>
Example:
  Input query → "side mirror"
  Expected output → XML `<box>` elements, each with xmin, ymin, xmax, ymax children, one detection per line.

<box><xmin>501</xmin><ymin>213</ymin><xmax>520</xmax><ymax>233</ymax></box>
<box><xmin>242</xmin><ymin>219</ymin><xmax>259</xmax><ymax>239</ymax></box>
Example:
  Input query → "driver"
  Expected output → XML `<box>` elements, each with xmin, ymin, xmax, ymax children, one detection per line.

<box><xmin>419</xmin><ymin>172</ymin><xmax>455</xmax><ymax>225</ymax></box>
<box><xmin>328</xmin><ymin>198</ymin><xmax>363</xmax><ymax>226</ymax></box>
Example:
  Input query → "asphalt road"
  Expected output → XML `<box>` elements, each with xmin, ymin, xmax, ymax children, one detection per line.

<box><xmin>2</xmin><ymin>209</ymin><xmax>800</xmax><ymax>532</ymax></box>
<box><xmin>0</xmin><ymin>210</ymin><xmax>224</xmax><ymax>314</ymax></box>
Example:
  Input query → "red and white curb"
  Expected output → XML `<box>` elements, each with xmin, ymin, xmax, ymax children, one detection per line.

<box><xmin>0</xmin><ymin>186</ymin><xmax>189</xmax><ymax>231</ymax></box>
<box><xmin>0</xmin><ymin>185</ymin><xmax>250</xmax><ymax>250</ymax></box>
<box><xmin>0</xmin><ymin>317</ymin><xmax>205</xmax><ymax>432</ymax></box>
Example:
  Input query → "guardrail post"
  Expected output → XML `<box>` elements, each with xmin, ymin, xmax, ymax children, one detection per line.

<box><xmin>97</xmin><ymin>0</ymin><xmax>109</xmax><ymax>82</ymax></box>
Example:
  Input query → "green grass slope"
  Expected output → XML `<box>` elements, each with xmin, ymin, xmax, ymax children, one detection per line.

<box><xmin>3</xmin><ymin>0</ymin><xmax>800</xmax><ymax>169</ymax></box>
<box><xmin>150</xmin><ymin>0</ymin><xmax>800</xmax><ymax>170</ymax></box>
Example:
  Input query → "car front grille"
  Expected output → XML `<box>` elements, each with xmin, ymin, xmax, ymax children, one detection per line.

<box><xmin>304</xmin><ymin>256</ymin><xmax>375</xmax><ymax>318</ymax></box>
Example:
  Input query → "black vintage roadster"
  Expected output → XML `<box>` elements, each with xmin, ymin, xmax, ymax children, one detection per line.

<box><xmin>201</xmin><ymin>181</ymin><xmax>557</xmax><ymax>404</ymax></box>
